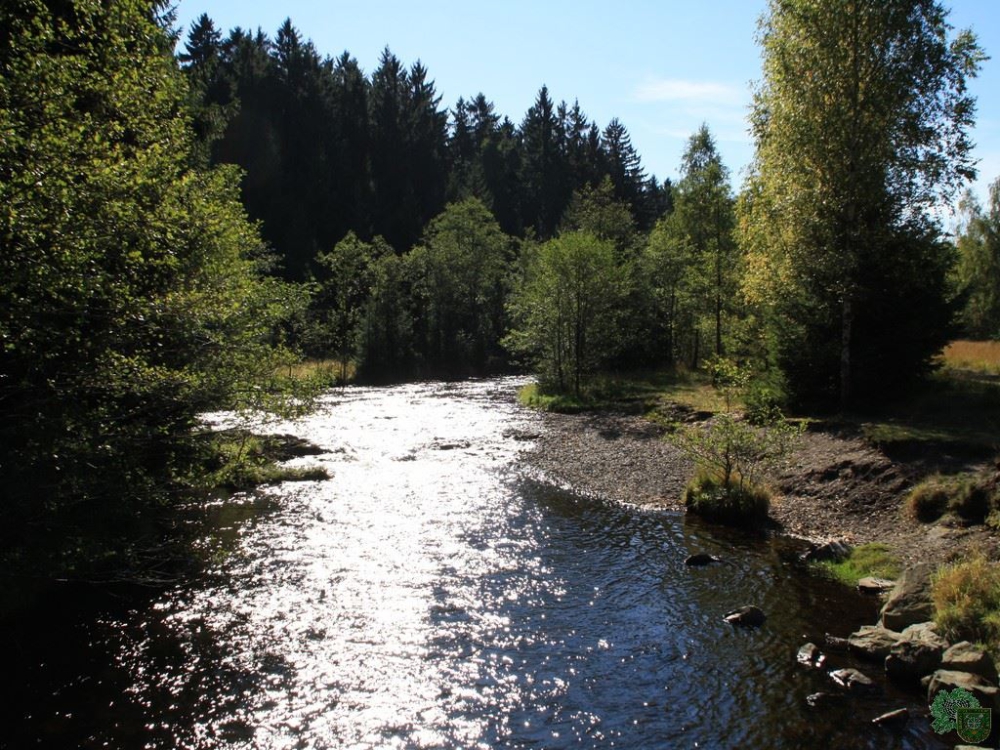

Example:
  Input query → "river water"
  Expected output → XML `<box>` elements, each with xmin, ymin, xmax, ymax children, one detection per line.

<box><xmin>3</xmin><ymin>378</ymin><xmax>948</xmax><ymax>749</ymax></box>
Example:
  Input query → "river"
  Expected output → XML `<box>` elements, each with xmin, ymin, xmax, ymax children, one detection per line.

<box><xmin>2</xmin><ymin>378</ymin><xmax>946</xmax><ymax>749</ymax></box>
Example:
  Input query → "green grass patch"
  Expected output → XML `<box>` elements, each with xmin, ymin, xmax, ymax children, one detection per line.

<box><xmin>933</xmin><ymin>551</ymin><xmax>1000</xmax><ymax>659</ymax></box>
<box><xmin>517</xmin><ymin>369</ymin><xmax>728</xmax><ymax>416</ymax></box>
<box><xmin>818</xmin><ymin>543</ymin><xmax>901</xmax><ymax>587</ymax></box>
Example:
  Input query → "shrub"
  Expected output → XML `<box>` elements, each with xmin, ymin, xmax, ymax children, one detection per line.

<box><xmin>933</xmin><ymin>551</ymin><xmax>1000</xmax><ymax>657</ymax></box>
<box><xmin>683</xmin><ymin>470</ymin><xmax>771</xmax><ymax>525</ymax></box>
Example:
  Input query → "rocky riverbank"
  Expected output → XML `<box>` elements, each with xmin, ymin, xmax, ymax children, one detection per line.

<box><xmin>522</xmin><ymin>407</ymin><xmax>999</xmax><ymax>568</ymax></box>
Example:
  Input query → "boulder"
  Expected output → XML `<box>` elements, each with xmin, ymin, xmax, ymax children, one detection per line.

<box><xmin>797</xmin><ymin>642</ymin><xmax>826</xmax><ymax>669</ymax></box>
<box><xmin>830</xmin><ymin>667</ymin><xmax>881</xmax><ymax>695</ymax></box>
<box><xmin>684</xmin><ymin>553</ymin><xmax>722</xmax><ymax>567</ymax></box>
<box><xmin>880</xmin><ymin>564</ymin><xmax>935</xmax><ymax>631</ymax></box>
<box><xmin>848</xmin><ymin>625</ymin><xmax>903</xmax><ymax>661</ymax></box>
<box><xmin>885</xmin><ymin>638</ymin><xmax>944</xmax><ymax>681</ymax></box>
<box><xmin>928</xmin><ymin>669</ymin><xmax>1000</xmax><ymax>712</ymax></box>
<box><xmin>858</xmin><ymin>577</ymin><xmax>896</xmax><ymax>595</ymax></box>
<box><xmin>800</xmin><ymin>540</ymin><xmax>853</xmax><ymax>563</ymax></box>
<box><xmin>872</xmin><ymin>708</ymin><xmax>909</xmax><ymax>728</ymax></box>
<box><xmin>724</xmin><ymin>605</ymin><xmax>766</xmax><ymax>628</ymax></box>
<box><xmin>899</xmin><ymin>621</ymin><xmax>948</xmax><ymax>649</ymax></box>
<box><xmin>942</xmin><ymin>641</ymin><xmax>999</xmax><ymax>683</ymax></box>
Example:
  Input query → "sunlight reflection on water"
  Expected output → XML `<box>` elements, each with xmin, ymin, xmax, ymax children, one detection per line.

<box><xmin>101</xmin><ymin>377</ymin><xmax>946</xmax><ymax>750</ymax></box>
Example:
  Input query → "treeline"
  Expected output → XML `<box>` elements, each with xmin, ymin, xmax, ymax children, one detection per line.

<box><xmin>177</xmin><ymin>4</ymin><xmax>997</xmax><ymax>403</ymax></box>
<box><xmin>179</xmin><ymin>15</ymin><xmax>671</xmax><ymax>282</ymax></box>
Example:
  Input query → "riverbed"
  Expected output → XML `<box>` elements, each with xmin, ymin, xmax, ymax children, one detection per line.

<box><xmin>2</xmin><ymin>378</ymin><xmax>946</xmax><ymax>748</ymax></box>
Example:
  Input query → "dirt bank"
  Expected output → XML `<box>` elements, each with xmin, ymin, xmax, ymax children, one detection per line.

<box><xmin>522</xmin><ymin>407</ymin><xmax>999</xmax><ymax>568</ymax></box>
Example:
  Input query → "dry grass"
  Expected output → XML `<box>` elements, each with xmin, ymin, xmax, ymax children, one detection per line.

<box><xmin>939</xmin><ymin>340</ymin><xmax>1000</xmax><ymax>374</ymax></box>
<box><xmin>933</xmin><ymin>550</ymin><xmax>1000</xmax><ymax>658</ymax></box>
<box><xmin>284</xmin><ymin>359</ymin><xmax>354</xmax><ymax>385</ymax></box>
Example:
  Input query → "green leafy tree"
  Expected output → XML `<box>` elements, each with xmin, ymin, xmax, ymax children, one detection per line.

<box><xmin>0</xmin><ymin>0</ymin><xmax>307</xmax><ymax>534</ymax></box>
<box><xmin>673</xmin><ymin>125</ymin><xmax>738</xmax><ymax>360</ymax></box>
<box><xmin>742</xmin><ymin>0</ymin><xmax>983</xmax><ymax>406</ymax></box>
<box><xmin>505</xmin><ymin>232</ymin><xmax>623</xmax><ymax>395</ymax></box>
<box><xmin>406</xmin><ymin>199</ymin><xmax>515</xmax><ymax>374</ymax></box>
<box><xmin>955</xmin><ymin>179</ymin><xmax>1000</xmax><ymax>339</ymax></box>
<box><xmin>310</xmin><ymin>233</ymin><xmax>392</xmax><ymax>380</ymax></box>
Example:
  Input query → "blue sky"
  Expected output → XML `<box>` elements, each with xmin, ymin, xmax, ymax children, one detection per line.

<box><xmin>174</xmin><ymin>0</ymin><xmax>1000</xmax><ymax>208</ymax></box>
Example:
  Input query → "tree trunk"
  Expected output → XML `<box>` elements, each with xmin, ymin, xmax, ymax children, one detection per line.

<box><xmin>840</xmin><ymin>297</ymin><xmax>852</xmax><ymax>410</ymax></box>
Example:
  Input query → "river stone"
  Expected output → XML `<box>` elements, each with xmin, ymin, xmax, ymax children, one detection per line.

<box><xmin>800</xmin><ymin>540</ymin><xmax>853</xmax><ymax>563</ymax></box>
<box><xmin>928</xmin><ymin>669</ymin><xmax>1000</xmax><ymax>712</ymax></box>
<box><xmin>872</xmin><ymin>708</ymin><xmax>909</xmax><ymax>728</ymax></box>
<box><xmin>684</xmin><ymin>553</ymin><xmax>722</xmax><ymax>566</ymax></box>
<box><xmin>942</xmin><ymin>641</ymin><xmax>999</xmax><ymax>683</ymax></box>
<box><xmin>724</xmin><ymin>605</ymin><xmax>766</xmax><ymax>628</ymax></box>
<box><xmin>797</xmin><ymin>642</ymin><xmax>826</xmax><ymax>669</ymax></box>
<box><xmin>880</xmin><ymin>564</ymin><xmax>935</xmax><ymax>631</ymax></box>
<box><xmin>806</xmin><ymin>691</ymin><xmax>843</xmax><ymax>708</ymax></box>
<box><xmin>885</xmin><ymin>638</ymin><xmax>944</xmax><ymax>681</ymax></box>
<box><xmin>830</xmin><ymin>667</ymin><xmax>881</xmax><ymax>695</ymax></box>
<box><xmin>858</xmin><ymin>577</ymin><xmax>896</xmax><ymax>595</ymax></box>
<box><xmin>848</xmin><ymin>625</ymin><xmax>903</xmax><ymax>661</ymax></box>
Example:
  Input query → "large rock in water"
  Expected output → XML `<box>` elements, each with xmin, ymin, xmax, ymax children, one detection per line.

<box><xmin>848</xmin><ymin>625</ymin><xmax>903</xmax><ymax>661</ymax></box>
<box><xmin>830</xmin><ymin>667</ymin><xmax>881</xmax><ymax>695</ymax></box>
<box><xmin>928</xmin><ymin>670</ymin><xmax>1000</xmax><ymax>712</ymax></box>
<box><xmin>724</xmin><ymin>605</ymin><xmax>766</xmax><ymax>628</ymax></box>
<box><xmin>800</xmin><ymin>540</ymin><xmax>852</xmax><ymax>563</ymax></box>
<box><xmin>880</xmin><ymin>564</ymin><xmax>935</xmax><ymax>631</ymax></box>
<box><xmin>942</xmin><ymin>641</ymin><xmax>999</xmax><ymax>683</ymax></box>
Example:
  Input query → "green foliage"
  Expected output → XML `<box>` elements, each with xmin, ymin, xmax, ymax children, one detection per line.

<box><xmin>406</xmin><ymin>199</ymin><xmax>515</xmax><ymax>374</ymax></box>
<box><xmin>671</xmin><ymin>411</ymin><xmax>803</xmax><ymax>496</ymax></box>
<box><xmin>742</xmin><ymin>0</ymin><xmax>983</xmax><ymax>407</ymax></box>
<box><xmin>0</xmin><ymin>0</ymin><xmax>311</xmax><ymax>539</ymax></box>
<box><xmin>933</xmin><ymin>551</ymin><xmax>1000</xmax><ymax>658</ymax></box>
<box><xmin>201</xmin><ymin>433</ymin><xmax>329</xmax><ymax>490</ymax></box>
<box><xmin>505</xmin><ymin>232</ymin><xmax>624</xmax><ymax>395</ymax></box>
<box><xmin>955</xmin><ymin>179</ymin><xmax>1000</xmax><ymax>339</ymax></box>
<box><xmin>817</xmin><ymin>543</ymin><xmax>900</xmax><ymax>587</ymax></box>
<box><xmin>683</xmin><ymin>470</ymin><xmax>771</xmax><ymax>525</ymax></box>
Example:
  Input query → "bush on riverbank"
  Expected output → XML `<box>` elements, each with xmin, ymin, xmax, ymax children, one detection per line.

<box><xmin>683</xmin><ymin>470</ymin><xmax>771</xmax><ymax>525</ymax></box>
<box><xmin>933</xmin><ymin>551</ymin><xmax>1000</xmax><ymax>657</ymax></box>
<box><xmin>200</xmin><ymin>433</ymin><xmax>329</xmax><ymax>490</ymax></box>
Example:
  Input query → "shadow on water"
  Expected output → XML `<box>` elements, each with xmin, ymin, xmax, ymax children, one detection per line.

<box><xmin>0</xmin><ymin>378</ymin><xmax>954</xmax><ymax>749</ymax></box>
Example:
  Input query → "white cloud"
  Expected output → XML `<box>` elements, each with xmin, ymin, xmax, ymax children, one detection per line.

<box><xmin>633</xmin><ymin>78</ymin><xmax>743</xmax><ymax>105</ymax></box>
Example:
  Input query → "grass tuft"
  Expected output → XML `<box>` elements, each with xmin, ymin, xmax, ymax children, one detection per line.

<box><xmin>818</xmin><ymin>543</ymin><xmax>900</xmax><ymax>587</ymax></box>
<box><xmin>933</xmin><ymin>551</ymin><xmax>1000</xmax><ymax>659</ymax></box>
<box><xmin>683</xmin><ymin>470</ymin><xmax>771</xmax><ymax>525</ymax></box>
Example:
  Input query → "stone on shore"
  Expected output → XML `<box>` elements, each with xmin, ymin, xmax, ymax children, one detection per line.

<box><xmin>942</xmin><ymin>641</ymin><xmax>999</xmax><ymax>683</ymax></box>
<box><xmin>724</xmin><ymin>605</ymin><xmax>766</xmax><ymax>628</ymax></box>
<box><xmin>885</xmin><ymin>637</ymin><xmax>945</xmax><ymax>681</ymax></box>
<box><xmin>880</xmin><ymin>564</ymin><xmax>935</xmax><ymax>631</ymax></box>
<box><xmin>858</xmin><ymin>577</ymin><xmax>896</xmax><ymax>595</ymax></box>
<box><xmin>848</xmin><ymin>625</ymin><xmax>903</xmax><ymax>661</ymax></box>
<box><xmin>927</xmin><ymin>670</ymin><xmax>1000</xmax><ymax>712</ymax></box>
